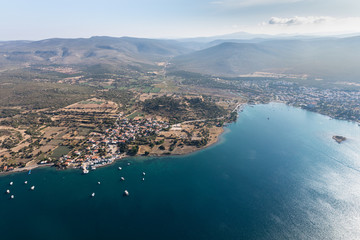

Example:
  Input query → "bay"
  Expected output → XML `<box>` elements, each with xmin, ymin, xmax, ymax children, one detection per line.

<box><xmin>1</xmin><ymin>103</ymin><xmax>360</xmax><ymax>240</ymax></box>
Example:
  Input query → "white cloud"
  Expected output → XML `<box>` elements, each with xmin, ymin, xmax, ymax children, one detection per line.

<box><xmin>268</xmin><ymin>16</ymin><xmax>334</xmax><ymax>25</ymax></box>
<box><xmin>253</xmin><ymin>16</ymin><xmax>360</xmax><ymax>35</ymax></box>
<box><xmin>210</xmin><ymin>0</ymin><xmax>302</xmax><ymax>8</ymax></box>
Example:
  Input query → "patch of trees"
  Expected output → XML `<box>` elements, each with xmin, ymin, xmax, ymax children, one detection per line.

<box><xmin>0</xmin><ymin>82</ymin><xmax>95</xmax><ymax>110</ymax></box>
<box><xmin>127</xmin><ymin>145</ymin><xmax>139</xmax><ymax>156</ymax></box>
<box><xmin>1</xmin><ymin>136</ymin><xmax>20</xmax><ymax>149</ymax></box>
<box><xmin>143</xmin><ymin>96</ymin><xmax>227</xmax><ymax>122</ymax></box>
<box><xmin>169</xmin><ymin>140</ymin><xmax>178</xmax><ymax>151</ymax></box>
<box><xmin>187</xmin><ymin>97</ymin><xmax>226</xmax><ymax>119</ymax></box>
<box><xmin>0</xmin><ymin>109</ymin><xmax>21</xmax><ymax>118</ymax></box>
<box><xmin>97</xmin><ymin>89</ymin><xmax>134</xmax><ymax>110</ymax></box>
<box><xmin>143</xmin><ymin>96</ymin><xmax>185</xmax><ymax>120</ymax></box>
<box><xmin>117</xmin><ymin>142</ymin><xmax>128</xmax><ymax>153</ymax></box>
<box><xmin>0</xmin><ymin>129</ymin><xmax>12</xmax><ymax>137</ymax></box>
<box><xmin>2</xmin><ymin>113</ymin><xmax>52</xmax><ymax>128</ymax></box>
<box><xmin>184</xmin><ymin>138</ymin><xmax>208</xmax><ymax>148</ymax></box>
<box><xmin>228</xmin><ymin>112</ymin><xmax>238</xmax><ymax>122</ymax></box>
<box><xmin>168</xmin><ymin>71</ymin><xmax>232</xmax><ymax>89</ymax></box>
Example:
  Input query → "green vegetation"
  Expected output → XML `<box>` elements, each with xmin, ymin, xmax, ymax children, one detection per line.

<box><xmin>127</xmin><ymin>145</ymin><xmax>139</xmax><ymax>156</ymax></box>
<box><xmin>51</xmin><ymin>146</ymin><xmax>72</xmax><ymax>160</ymax></box>
<box><xmin>0</xmin><ymin>129</ymin><xmax>12</xmax><ymax>137</ymax></box>
<box><xmin>169</xmin><ymin>71</ymin><xmax>231</xmax><ymax>89</ymax></box>
<box><xmin>142</xmin><ymin>95</ymin><xmax>227</xmax><ymax>123</ymax></box>
<box><xmin>187</xmin><ymin>97</ymin><xmax>226</xmax><ymax>119</ymax></box>
<box><xmin>0</xmin><ymin>109</ymin><xmax>21</xmax><ymax>118</ymax></box>
<box><xmin>97</xmin><ymin>89</ymin><xmax>134</xmax><ymax>110</ymax></box>
<box><xmin>143</xmin><ymin>96</ymin><xmax>184</xmax><ymax>122</ymax></box>
<box><xmin>0</xmin><ymin>82</ymin><xmax>95</xmax><ymax>110</ymax></box>
<box><xmin>127</xmin><ymin>111</ymin><xmax>144</xmax><ymax>119</ymax></box>
<box><xmin>1</xmin><ymin>112</ymin><xmax>52</xmax><ymax>128</ymax></box>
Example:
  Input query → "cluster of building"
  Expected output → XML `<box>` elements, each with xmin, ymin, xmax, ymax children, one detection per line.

<box><xmin>59</xmin><ymin>118</ymin><xmax>169</xmax><ymax>172</ymax></box>
<box><xmin>234</xmin><ymin>80</ymin><xmax>360</xmax><ymax>123</ymax></box>
<box><xmin>105</xmin><ymin>118</ymin><xmax>170</xmax><ymax>143</ymax></box>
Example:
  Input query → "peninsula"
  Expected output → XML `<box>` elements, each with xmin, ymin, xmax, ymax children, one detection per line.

<box><xmin>1</xmin><ymin>36</ymin><xmax>360</xmax><ymax>173</ymax></box>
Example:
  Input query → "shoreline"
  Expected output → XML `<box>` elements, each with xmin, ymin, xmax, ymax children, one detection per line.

<box><xmin>3</xmin><ymin>101</ymin><xmax>356</xmax><ymax>176</ymax></box>
<box><xmin>0</xmin><ymin>163</ymin><xmax>54</xmax><ymax>176</ymax></box>
<box><xmin>0</xmin><ymin>122</ymin><xmax>231</xmax><ymax>176</ymax></box>
<box><xmin>272</xmin><ymin>100</ymin><xmax>360</xmax><ymax>125</ymax></box>
<box><xmin>146</xmin><ymin>124</ymin><xmax>229</xmax><ymax>159</ymax></box>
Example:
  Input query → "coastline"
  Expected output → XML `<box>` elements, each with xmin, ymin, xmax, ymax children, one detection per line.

<box><xmin>0</xmin><ymin>121</ymin><xmax>231</xmax><ymax>176</ymax></box>
<box><xmin>3</xmin><ymin>101</ymin><xmax>356</xmax><ymax>176</ymax></box>
<box><xmin>0</xmin><ymin>162</ymin><xmax>54</xmax><ymax>176</ymax></box>
<box><xmin>146</xmin><ymin>124</ymin><xmax>229</xmax><ymax>158</ymax></box>
<box><xmin>272</xmin><ymin>100</ymin><xmax>360</xmax><ymax>125</ymax></box>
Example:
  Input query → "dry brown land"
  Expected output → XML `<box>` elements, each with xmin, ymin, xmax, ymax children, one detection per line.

<box><xmin>0</xmin><ymin>87</ymin><xmax>244</xmax><ymax>173</ymax></box>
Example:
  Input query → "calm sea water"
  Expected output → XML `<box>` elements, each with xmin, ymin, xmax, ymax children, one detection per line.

<box><xmin>1</xmin><ymin>103</ymin><xmax>360</xmax><ymax>240</ymax></box>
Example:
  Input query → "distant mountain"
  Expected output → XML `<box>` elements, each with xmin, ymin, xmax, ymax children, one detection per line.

<box><xmin>178</xmin><ymin>32</ymin><xmax>279</xmax><ymax>43</ymax></box>
<box><xmin>170</xmin><ymin>36</ymin><xmax>360</xmax><ymax>81</ymax></box>
<box><xmin>178</xmin><ymin>31</ymin><xmax>360</xmax><ymax>43</ymax></box>
<box><xmin>0</xmin><ymin>36</ymin><xmax>194</xmax><ymax>69</ymax></box>
<box><xmin>2</xmin><ymin>35</ymin><xmax>360</xmax><ymax>82</ymax></box>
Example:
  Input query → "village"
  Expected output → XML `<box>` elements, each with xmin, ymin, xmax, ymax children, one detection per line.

<box><xmin>59</xmin><ymin>116</ymin><xmax>170</xmax><ymax>173</ymax></box>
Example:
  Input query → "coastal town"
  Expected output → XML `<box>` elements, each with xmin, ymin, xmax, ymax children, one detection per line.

<box><xmin>0</xmin><ymin>88</ymin><xmax>240</xmax><ymax>174</ymax></box>
<box><xmin>1</xmin><ymin>64</ymin><xmax>360</xmax><ymax>174</ymax></box>
<box><xmin>231</xmin><ymin>79</ymin><xmax>360</xmax><ymax>123</ymax></box>
<box><xmin>59</xmin><ymin>116</ymin><xmax>170</xmax><ymax>173</ymax></box>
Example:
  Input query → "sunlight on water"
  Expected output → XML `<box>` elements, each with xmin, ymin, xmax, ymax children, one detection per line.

<box><xmin>0</xmin><ymin>103</ymin><xmax>359</xmax><ymax>240</ymax></box>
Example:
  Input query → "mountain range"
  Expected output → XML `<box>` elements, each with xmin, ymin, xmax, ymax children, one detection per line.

<box><xmin>1</xmin><ymin>35</ymin><xmax>360</xmax><ymax>82</ymax></box>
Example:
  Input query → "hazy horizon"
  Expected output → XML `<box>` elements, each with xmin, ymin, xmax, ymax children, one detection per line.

<box><xmin>2</xmin><ymin>31</ymin><xmax>360</xmax><ymax>42</ymax></box>
<box><xmin>1</xmin><ymin>0</ymin><xmax>360</xmax><ymax>41</ymax></box>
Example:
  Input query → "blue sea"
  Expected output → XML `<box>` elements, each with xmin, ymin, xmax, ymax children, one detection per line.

<box><xmin>1</xmin><ymin>103</ymin><xmax>360</xmax><ymax>240</ymax></box>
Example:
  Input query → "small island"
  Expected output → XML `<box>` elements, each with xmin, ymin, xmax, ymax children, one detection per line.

<box><xmin>332</xmin><ymin>135</ymin><xmax>346</xmax><ymax>144</ymax></box>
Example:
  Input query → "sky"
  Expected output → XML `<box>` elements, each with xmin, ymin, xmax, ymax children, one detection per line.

<box><xmin>0</xmin><ymin>0</ymin><xmax>360</xmax><ymax>40</ymax></box>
